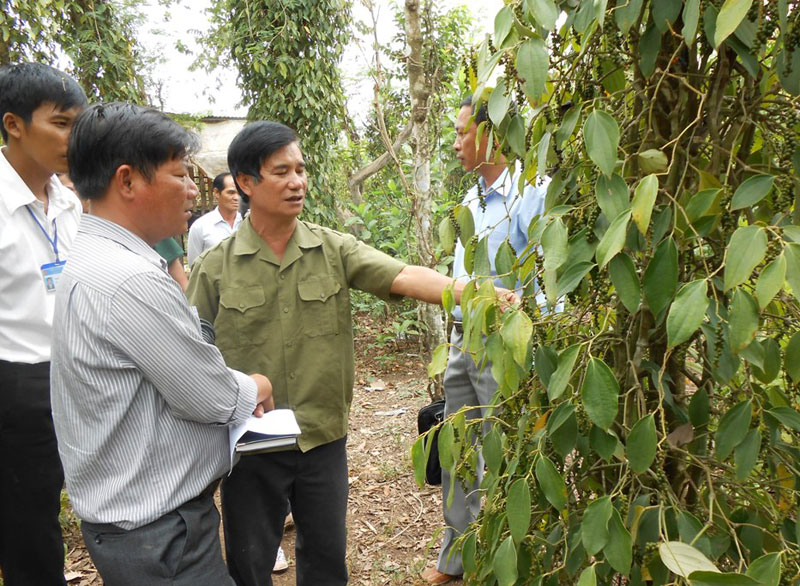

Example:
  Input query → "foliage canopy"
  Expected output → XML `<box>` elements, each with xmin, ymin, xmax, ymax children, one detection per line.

<box><xmin>415</xmin><ymin>0</ymin><xmax>800</xmax><ymax>584</ymax></box>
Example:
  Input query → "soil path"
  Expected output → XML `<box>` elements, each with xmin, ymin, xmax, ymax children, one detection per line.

<box><xmin>63</xmin><ymin>314</ymin><xmax>454</xmax><ymax>585</ymax></box>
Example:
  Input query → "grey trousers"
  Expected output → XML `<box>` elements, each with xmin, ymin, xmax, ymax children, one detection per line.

<box><xmin>81</xmin><ymin>490</ymin><xmax>233</xmax><ymax>586</ymax></box>
<box><xmin>436</xmin><ymin>329</ymin><xmax>498</xmax><ymax>576</ymax></box>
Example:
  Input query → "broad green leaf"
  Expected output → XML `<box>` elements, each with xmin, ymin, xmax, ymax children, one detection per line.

<box><xmin>495</xmin><ymin>239</ymin><xmax>518</xmax><ymax>289</ymax></box>
<box><xmin>689</xmin><ymin>571</ymin><xmax>759</xmax><ymax>586</ymax></box>
<box><xmin>493</xmin><ymin>6</ymin><xmax>514</xmax><ymax>48</ymax></box>
<box><xmin>454</xmin><ymin>205</ymin><xmax>474</xmax><ymax>246</ymax></box>
<box><xmin>590</xmin><ymin>425</ymin><xmax>618</xmax><ymax>461</ymax></box>
<box><xmin>653</xmin><ymin>0</ymin><xmax>682</xmax><ymax>32</ymax></box>
<box><xmin>537</xmin><ymin>131</ymin><xmax>551</xmax><ymax>180</ymax></box>
<box><xmin>755</xmin><ymin>254</ymin><xmax>786</xmax><ymax>309</ymax></box>
<box><xmin>682</xmin><ymin>0</ymin><xmax>701</xmax><ymax>46</ymax></box>
<box><xmin>535</xmin><ymin>456</ymin><xmax>567</xmax><ymax>511</ymax></box>
<box><xmin>768</xmin><ymin>406</ymin><xmax>800</xmax><ymax>432</ymax></box>
<box><xmin>507</xmin><ymin>478</ymin><xmax>532</xmax><ymax>545</ymax></box>
<box><xmin>462</xmin><ymin>533</ymin><xmax>477</xmax><ymax>575</ymax></box>
<box><xmin>609</xmin><ymin>254</ymin><xmax>641</xmax><ymax>313</ymax></box>
<box><xmin>631</xmin><ymin>174</ymin><xmax>659</xmax><ymax>235</ymax></box>
<box><xmin>596</xmin><ymin>210</ymin><xmax>631</xmax><ymax>269</ymax></box>
<box><xmin>483</xmin><ymin>427</ymin><xmax>504</xmax><ymax>475</ymax></box>
<box><xmin>731</xmin><ymin>174</ymin><xmax>775</xmax><ymax>210</ymax></box>
<box><xmin>556</xmin><ymin>103</ymin><xmax>582</xmax><ymax>148</ymax></box>
<box><xmin>667</xmin><ymin>280</ymin><xmax>709</xmax><ymax>348</ymax></box>
<box><xmin>715</xmin><ymin>400</ymin><xmax>752</xmax><ymax>459</ymax></box>
<box><xmin>525</xmin><ymin>0</ymin><xmax>559</xmax><ymax>30</ymax></box>
<box><xmin>614</xmin><ymin>0</ymin><xmax>643</xmax><ymax>33</ymax></box>
<box><xmin>410</xmin><ymin>437</ymin><xmax>426</xmax><ymax>487</ymax></box>
<box><xmin>639</xmin><ymin>24</ymin><xmax>662</xmax><ymax>77</ymax></box>
<box><xmin>728</xmin><ymin>289</ymin><xmax>759</xmax><ymax>353</ymax></box>
<box><xmin>535</xmin><ymin>346</ymin><xmax>558</xmax><ymax>386</ymax></box>
<box><xmin>577</xmin><ymin>566</ymin><xmax>597</xmax><ymax>586</ymax></box>
<box><xmin>734</xmin><ymin>428</ymin><xmax>761</xmax><ymax>480</ymax></box>
<box><xmin>488</xmin><ymin>79</ymin><xmax>511</xmax><ymax>127</ymax></box>
<box><xmin>556</xmin><ymin>261</ymin><xmax>594</xmax><ymax>298</ymax></box>
<box><xmin>507</xmin><ymin>115</ymin><xmax>527</xmax><ymax>158</ymax></box>
<box><xmin>745</xmin><ymin>552</ymin><xmax>781</xmax><ymax>586</ymax></box>
<box><xmin>584</xmin><ymin>110</ymin><xmax>620</xmax><ymax>177</ymax></box>
<box><xmin>581</xmin><ymin>357</ymin><xmax>620</xmax><ymax>430</ymax></box>
<box><xmin>714</xmin><ymin>0</ymin><xmax>753</xmax><ymax>47</ymax></box>
<box><xmin>542</xmin><ymin>217</ymin><xmax>569</xmax><ymax>271</ymax></box>
<box><xmin>501</xmin><ymin>310</ymin><xmax>533</xmax><ymax>367</ymax></box>
<box><xmin>438</xmin><ymin>216</ymin><xmax>456</xmax><ymax>254</ymax></box>
<box><xmin>547</xmin><ymin>344</ymin><xmax>580</xmax><ymax>401</ymax></box>
<box><xmin>644</xmin><ymin>237</ymin><xmax>679</xmax><ymax>317</ymax></box>
<box><xmin>548</xmin><ymin>404</ymin><xmax>577</xmax><ymax>457</ymax></box>
<box><xmin>437</xmin><ymin>421</ymin><xmax>455</xmax><ymax>470</ymax></box>
<box><xmin>596</xmin><ymin>174</ymin><xmax>630</xmax><ymax>221</ymax></box>
<box><xmin>723</xmin><ymin>226</ymin><xmax>767</xmax><ymax>291</ymax></box>
<box><xmin>686</xmin><ymin>188</ymin><xmax>721</xmax><ymax>222</ymax></box>
<box><xmin>517</xmin><ymin>38</ymin><xmax>548</xmax><ymax>100</ymax></box>
<box><xmin>659</xmin><ymin>541</ymin><xmax>719</xmax><ymax>577</ymax></box>
<box><xmin>627</xmin><ymin>414</ymin><xmax>657</xmax><ymax>474</ymax></box>
<box><xmin>752</xmin><ymin>338</ymin><xmax>781</xmax><ymax>384</ymax></box>
<box><xmin>493</xmin><ymin>536</ymin><xmax>519</xmax><ymax>586</ymax></box>
<box><xmin>783</xmin><ymin>243</ymin><xmax>800</xmax><ymax>302</ymax></box>
<box><xmin>777</xmin><ymin>45</ymin><xmax>800</xmax><ymax>96</ymax></box>
<box><xmin>605</xmin><ymin>508</ymin><xmax>633</xmax><ymax>575</ymax></box>
<box><xmin>474</xmin><ymin>236</ymin><xmax>491</xmax><ymax>277</ymax></box>
<box><xmin>428</xmin><ymin>343</ymin><xmax>449</xmax><ymax>377</ymax></box>
<box><xmin>638</xmin><ymin>149</ymin><xmax>668</xmax><ymax>174</ymax></box>
<box><xmin>581</xmin><ymin>496</ymin><xmax>612</xmax><ymax>555</ymax></box>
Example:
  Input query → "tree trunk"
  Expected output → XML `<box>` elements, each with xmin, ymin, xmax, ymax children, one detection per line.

<box><xmin>404</xmin><ymin>0</ymin><xmax>445</xmax><ymax>354</ymax></box>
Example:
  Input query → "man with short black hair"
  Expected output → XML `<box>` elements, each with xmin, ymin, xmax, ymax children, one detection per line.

<box><xmin>51</xmin><ymin>102</ymin><xmax>274</xmax><ymax>585</ymax></box>
<box><xmin>0</xmin><ymin>62</ymin><xmax>87</xmax><ymax>585</ymax></box>
<box><xmin>187</xmin><ymin>171</ymin><xmax>241</xmax><ymax>266</ymax></box>
<box><xmin>421</xmin><ymin>95</ymin><xmax>549</xmax><ymax>584</ymax></box>
<box><xmin>187</xmin><ymin>120</ymin><xmax>518</xmax><ymax>586</ymax></box>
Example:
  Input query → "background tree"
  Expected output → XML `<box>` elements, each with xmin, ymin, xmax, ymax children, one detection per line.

<box><xmin>202</xmin><ymin>0</ymin><xmax>351</xmax><ymax>224</ymax></box>
<box><xmin>417</xmin><ymin>0</ymin><xmax>800</xmax><ymax>583</ymax></box>
<box><xmin>0</xmin><ymin>0</ymin><xmax>148</xmax><ymax>102</ymax></box>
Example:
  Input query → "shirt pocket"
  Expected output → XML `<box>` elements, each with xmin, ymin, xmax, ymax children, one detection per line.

<box><xmin>297</xmin><ymin>275</ymin><xmax>341</xmax><ymax>337</ymax></box>
<box><xmin>219</xmin><ymin>286</ymin><xmax>271</xmax><ymax>347</ymax></box>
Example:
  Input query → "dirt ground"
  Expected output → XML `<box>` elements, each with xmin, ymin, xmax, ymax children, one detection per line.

<box><xmin>62</xmin><ymin>313</ymin><xmax>457</xmax><ymax>585</ymax></box>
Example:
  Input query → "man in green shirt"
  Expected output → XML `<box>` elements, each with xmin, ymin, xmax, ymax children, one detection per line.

<box><xmin>187</xmin><ymin>121</ymin><xmax>515</xmax><ymax>586</ymax></box>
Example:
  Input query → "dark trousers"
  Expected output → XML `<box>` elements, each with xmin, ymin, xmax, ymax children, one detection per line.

<box><xmin>222</xmin><ymin>437</ymin><xmax>349</xmax><ymax>586</ymax></box>
<box><xmin>82</xmin><ymin>491</ymin><xmax>234</xmax><ymax>586</ymax></box>
<box><xmin>0</xmin><ymin>360</ymin><xmax>66</xmax><ymax>586</ymax></box>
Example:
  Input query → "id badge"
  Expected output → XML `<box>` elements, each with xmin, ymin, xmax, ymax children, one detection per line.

<box><xmin>41</xmin><ymin>260</ymin><xmax>66</xmax><ymax>292</ymax></box>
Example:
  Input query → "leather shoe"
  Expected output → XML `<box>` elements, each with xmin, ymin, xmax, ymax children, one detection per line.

<box><xmin>421</xmin><ymin>567</ymin><xmax>459</xmax><ymax>584</ymax></box>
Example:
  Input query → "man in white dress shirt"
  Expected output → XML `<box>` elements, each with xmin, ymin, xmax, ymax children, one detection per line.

<box><xmin>187</xmin><ymin>172</ymin><xmax>242</xmax><ymax>266</ymax></box>
<box><xmin>0</xmin><ymin>62</ymin><xmax>87</xmax><ymax>586</ymax></box>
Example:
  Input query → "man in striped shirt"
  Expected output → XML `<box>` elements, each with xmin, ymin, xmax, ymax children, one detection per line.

<box><xmin>51</xmin><ymin>103</ymin><xmax>273</xmax><ymax>585</ymax></box>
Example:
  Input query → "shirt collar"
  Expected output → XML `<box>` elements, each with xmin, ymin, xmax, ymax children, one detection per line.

<box><xmin>79</xmin><ymin>215</ymin><xmax>167</xmax><ymax>270</ymax></box>
<box><xmin>232</xmin><ymin>218</ymin><xmax>322</xmax><ymax>256</ymax></box>
<box><xmin>0</xmin><ymin>147</ymin><xmax>80</xmax><ymax>216</ymax></box>
<box><xmin>478</xmin><ymin>166</ymin><xmax>513</xmax><ymax>200</ymax></box>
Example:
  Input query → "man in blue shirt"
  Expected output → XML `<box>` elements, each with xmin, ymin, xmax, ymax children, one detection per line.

<box><xmin>422</xmin><ymin>96</ymin><xmax>548</xmax><ymax>584</ymax></box>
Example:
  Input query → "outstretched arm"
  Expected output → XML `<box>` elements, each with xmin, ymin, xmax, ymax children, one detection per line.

<box><xmin>389</xmin><ymin>265</ymin><xmax>520</xmax><ymax>308</ymax></box>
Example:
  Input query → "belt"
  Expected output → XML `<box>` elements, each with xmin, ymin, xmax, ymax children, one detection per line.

<box><xmin>453</xmin><ymin>321</ymin><xmax>463</xmax><ymax>334</ymax></box>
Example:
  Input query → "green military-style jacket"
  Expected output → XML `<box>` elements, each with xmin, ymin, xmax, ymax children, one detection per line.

<box><xmin>186</xmin><ymin>218</ymin><xmax>406</xmax><ymax>451</ymax></box>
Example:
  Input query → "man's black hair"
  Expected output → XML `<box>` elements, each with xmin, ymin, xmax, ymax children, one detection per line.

<box><xmin>212</xmin><ymin>171</ymin><xmax>232</xmax><ymax>192</ymax></box>
<box><xmin>460</xmin><ymin>94</ymin><xmax>489</xmax><ymax>125</ymax></box>
<box><xmin>0</xmin><ymin>63</ymin><xmax>88</xmax><ymax>143</ymax></box>
<box><xmin>68</xmin><ymin>102</ymin><xmax>200</xmax><ymax>200</ymax></box>
<box><xmin>227</xmin><ymin>121</ymin><xmax>299</xmax><ymax>202</ymax></box>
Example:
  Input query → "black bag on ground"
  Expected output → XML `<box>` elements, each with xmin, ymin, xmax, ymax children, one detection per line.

<box><xmin>417</xmin><ymin>399</ymin><xmax>446</xmax><ymax>485</ymax></box>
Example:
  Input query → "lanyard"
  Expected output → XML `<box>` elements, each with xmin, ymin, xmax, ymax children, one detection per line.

<box><xmin>25</xmin><ymin>205</ymin><xmax>60</xmax><ymax>262</ymax></box>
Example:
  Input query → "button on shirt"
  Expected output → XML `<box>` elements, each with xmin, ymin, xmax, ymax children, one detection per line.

<box><xmin>187</xmin><ymin>218</ymin><xmax>407</xmax><ymax>451</ymax></box>
<box><xmin>0</xmin><ymin>149</ymin><xmax>81</xmax><ymax>363</ymax></box>
<box><xmin>51</xmin><ymin>215</ymin><xmax>258</xmax><ymax>529</ymax></box>
<box><xmin>187</xmin><ymin>207</ymin><xmax>242</xmax><ymax>266</ymax></box>
<box><xmin>451</xmin><ymin>167</ymin><xmax>548</xmax><ymax>320</ymax></box>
